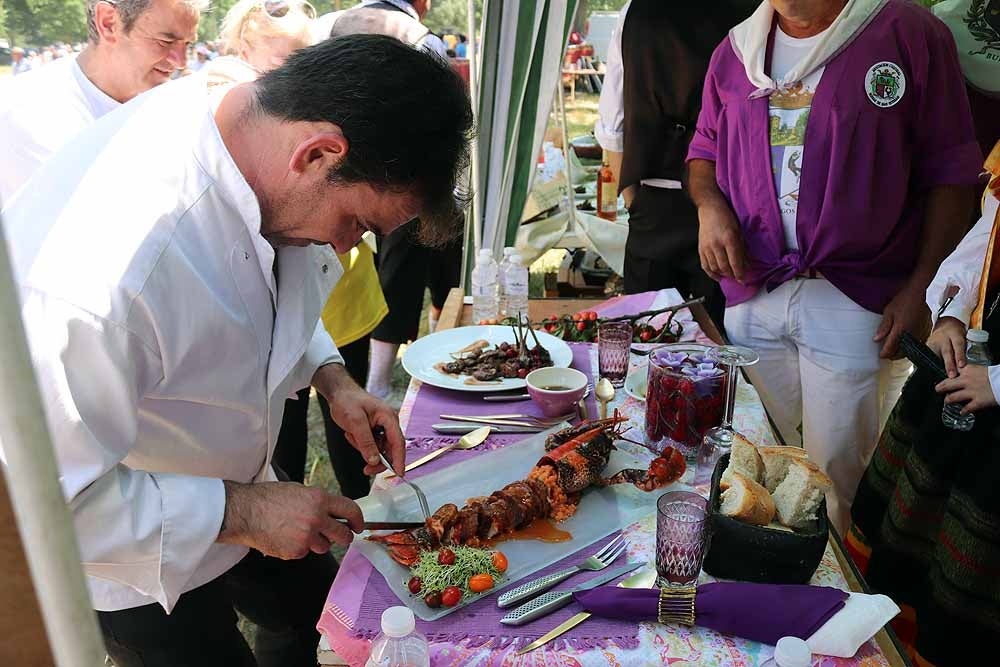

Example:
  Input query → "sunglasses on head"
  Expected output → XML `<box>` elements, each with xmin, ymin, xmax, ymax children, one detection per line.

<box><xmin>263</xmin><ymin>0</ymin><xmax>317</xmax><ymax>19</ymax></box>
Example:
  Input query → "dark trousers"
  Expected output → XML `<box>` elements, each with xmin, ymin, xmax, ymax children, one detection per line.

<box><xmin>371</xmin><ymin>223</ymin><xmax>463</xmax><ymax>344</ymax></box>
<box><xmin>100</xmin><ymin>549</ymin><xmax>337</xmax><ymax>667</ymax></box>
<box><xmin>271</xmin><ymin>336</ymin><xmax>372</xmax><ymax>499</ymax></box>
<box><xmin>623</xmin><ymin>185</ymin><xmax>726</xmax><ymax>327</ymax></box>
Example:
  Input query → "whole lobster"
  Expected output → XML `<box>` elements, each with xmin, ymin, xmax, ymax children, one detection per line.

<box><xmin>368</xmin><ymin>413</ymin><xmax>685</xmax><ymax>565</ymax></box>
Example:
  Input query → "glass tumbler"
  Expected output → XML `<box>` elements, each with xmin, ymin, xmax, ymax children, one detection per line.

<box><xmin>656</xmin><ymin>490</ymin><xmax>709</xmax><ymax>587</ymax></box>
<box><xmin>598</xmin><ymin>321</ymin><xmax>632</xmax><ymax>388</ymax></box>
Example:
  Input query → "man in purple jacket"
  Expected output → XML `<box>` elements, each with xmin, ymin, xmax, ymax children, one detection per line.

<box><xmin>687</xmin><ymin>0</ymin><xmax>982</xmax><ymax>533</ymax></box>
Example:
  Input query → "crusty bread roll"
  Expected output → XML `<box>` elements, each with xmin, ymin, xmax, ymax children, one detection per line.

<box><xmin>720</xmin><ymin>433</ymin><xmax>764</xmax><ymax>490</ymax></box>
<box><xmin>758</xmin><ymin>446</ymin><xmax>809</xmax><ymax>492</ymax></box>
<box><xmin>720</xmin><ymin>472</ymin><xmax>776</xmax><ymax>526</ymax></box>
<box><xmin>771</xmin><ymin>460</ymin><xmax>833</xmax><ymax>529</ymax></box>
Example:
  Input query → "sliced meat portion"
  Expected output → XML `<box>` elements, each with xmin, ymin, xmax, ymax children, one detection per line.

<box><xmin>524</xmin><ymin>477</ymin><xmax>552</xmax><ymax>518</ymax></box>
<box><xmin>483</xmin><ymin>496</ymin><xmax>515</xmax><ymax>538</ymax></box>
<box><xmin>425</xmin><ymin>503</ymin><xmax>459</xmax><ymax>543</ymax></box>
<box><xmin>492</xmin><ymin>490</ymin><xmax>527</xmax><ymax>528</ymax></box>
<box><xmin>502</xmin><ymin>481</ymin><xmax>541</xmax><ymax>523</ymax></box>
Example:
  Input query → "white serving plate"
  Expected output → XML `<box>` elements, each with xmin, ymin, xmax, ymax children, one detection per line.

<box><xmin>354</xmin><ymin>427</ymin><xmax>674</xmax><ymax>621</ymax></box>
<box><xmin>401</xmin><ymin>325</ymin><xmax>574</xmax><ymax>393</ymax></box>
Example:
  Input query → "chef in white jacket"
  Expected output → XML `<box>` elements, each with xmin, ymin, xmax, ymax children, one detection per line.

<box><xmin>2</xmin><ymin>34</ymin><xmax>472</xmax><ymax>667</ymax></box>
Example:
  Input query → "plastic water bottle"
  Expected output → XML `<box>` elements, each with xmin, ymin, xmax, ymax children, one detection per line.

<box><xmin>497</xmin><ymin>246</ymin><xmax>515</xmax><ymax>317</ymax></box>
<box><xmin>471</xmin><ymin>249</ymin><xmax>498</xmax><ymax>324</ymax></box>
<box><xmin>761</xmin><ymin>637</ymin><xmax>812</xmax><ymax>667</ymax></box>
<box><xmin>504</xmin><ymin>254</ymin><xmax>529</xmax><ymax>321</ymax></box>
<box><xmin>942</xmin><ymin>328</ymin><xmax>992</xmax><ymax>431</ymax></box>
<box><xmin>365</xmin><ymin>607</ymin><xmax>429</xmax><ymax>667</ymax></box>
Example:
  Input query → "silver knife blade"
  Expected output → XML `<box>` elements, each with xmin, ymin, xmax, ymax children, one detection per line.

<box><xmin>432</xmin><ymin>423</ymin><xmax>543</xmax><ymax>434</ymax></box>
<box><xmin>483</xmin><ymin>393</ymin><xmax>531</xmax><ymax>402</ymax></box>
<box><xmin>500</xmin><ymin>561</ymin><xmax>645</xmax><ymax>626</ymax></box>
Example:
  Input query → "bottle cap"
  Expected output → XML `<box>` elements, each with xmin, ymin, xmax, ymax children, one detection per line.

<box><xmin>477</xmin><ymin>248</ymin><xmax>493</xmax><ymax>263</ymax></box>
<box><xmin>503</xmin><ymin>247</ymin><xmax>516</xmax><ymax>256</ymax></box>
<box><xmin>380</xmin><ymin>606</ymin><xmax>415</xmax><ymax>638</ymax></box>
<box><xmin>510</xmin><ymin>254</ymin><xmax>523</xmax><ymax>265</ymax></box>
<box><xmin>967</xmin><ymin>328</ymin><xmax>989</xmax><ymax>343</ymax></box>
<box><xmin>773</xmin><ymin>636</ymin><xmax>811</xmax><ymax>667</ymax></box>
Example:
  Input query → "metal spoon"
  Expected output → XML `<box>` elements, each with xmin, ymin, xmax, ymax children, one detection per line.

<box><xmin>596</xmin><ymin>377</ymin><xmax>615</xmax><ymax>419</ymax></box>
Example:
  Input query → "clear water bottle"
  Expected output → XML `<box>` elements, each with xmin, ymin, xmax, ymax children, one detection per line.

<box><xmin>471</xmin><ymin>248</ymin><xmax>498</xmax><ymax>324</ymax></box>
<box><xmin>504</xmin><ymin>254</ymin><xmax>529</xmax><ymax>321</ymax></box>
<box><xmin>365</xmin><ymin>607</ymin><xmax>429</xmax><ymax>667</ymax></box>
<box><xmin>761</xmin><ymin>637</ymin><xmax>812</xmax><ymax>667</ymax></box>
<box><xmin>942</xmin><ymin>328</ymin><xmax>992</xmax><ymax>431</ymax></box>
<box><xmin>497</xmin><ymin>246</ymin><xmax>515</xmax><ymax>317</ymax></box>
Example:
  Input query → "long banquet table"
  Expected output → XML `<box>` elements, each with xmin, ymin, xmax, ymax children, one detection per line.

<box><xmin>316</xmin><ymin>288</ymin><xmax>909</xmax><ymax>666</ymax></box>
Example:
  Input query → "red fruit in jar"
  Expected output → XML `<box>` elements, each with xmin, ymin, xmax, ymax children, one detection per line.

<box><xmin>424</xmin><ymin>592</ymin><xmax>442</xmax><ymax>608</ymax></box>
<box><xmin>506</xmin><ymin>348</ymin><xmax>517</xmax><ymax>358</ymax></box>
<box><xmin>441</xmin><ymin>586</ymin><xmax>462</xmax><ymax>607</ymax></box>
<box><xmin>500</xmin><ymin>342</ymin><xmax>509</xmax><ymax>351</ymax></box>
<box><xmin>640</xmin><ymin>330</ymin><xmax>652</xmax><ymax>342</ymax></box>
<box><xmin>517</xmin><ymin>368</ymin><xmax>528</xmax><ymax>379</ymax></box>
<box><xmin>438</xmin><ymin>548</ymin><xmax>456</xmax><ymax>565</ymax></box>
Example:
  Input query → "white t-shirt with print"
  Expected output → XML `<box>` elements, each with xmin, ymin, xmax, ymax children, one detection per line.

<box><xmin>769</xmin><ymin>26</ymin><xmax>827</xmax><ymax>251</ymax></box>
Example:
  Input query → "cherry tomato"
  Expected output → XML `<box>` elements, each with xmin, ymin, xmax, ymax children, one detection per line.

<box><xmin>587</xmin><ymin>311</ymin><xmax>598</xmax><ymax>321</ymax></box>
<box><xmin>640</xmin><ymin>330</ymin><xmax>652</xmax><ymax>342</ymax></box>
<box><xmin>576</xmin><ymin>321</ymin><xmax>587</xmax><ymax>331</ymax></box>
<box><xmin>572</xmin><ymin>313</ymin><xmax>583</xmax><ymax>321</ymax></box>
<box><xmin>438</xmin><ymin>548</ymin><xmax>456</xmax><ymax>565</ymax></box>
<box><xmin>441</xmin><ymin>586</ymin><xmax>462</xmax><ymax>607</ymax></box>
<box><xmin>492</xmin><ymin>551</ymin><xmax>508</xmax><ymax>573</ymax></box>
<box><xmin>408</xmin><ymin>576</ymin><xmax>422</xmax><ymax>594</ymax></box>
<box><xmin>517</xmin><ymin>368</ymin><xmax>528</xmax><ymax>379</ymax></box>
<box><xmin>424</xmin><ymin>592</ymin><xmax>442</xmax><ymax>608</ymax></box>
<box><xmin>468</xmin><ymin>574</ymin><xmax>495</xmax><ymax>593</ymax></box>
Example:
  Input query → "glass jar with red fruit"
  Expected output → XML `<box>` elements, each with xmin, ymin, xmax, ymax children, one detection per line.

<box><xmin>644</xmin><ymin>346</ymin><xmax>726</xmax><ymax>471</ymax></box>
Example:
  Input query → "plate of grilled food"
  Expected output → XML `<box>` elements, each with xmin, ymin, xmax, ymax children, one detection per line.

<box><xmin>357</xmin><ymin>417</ymin><xmax>688</xmax><ymax>620</ymax></box>
<box><xmin>402</xmin><ymin>324</ymin><xmax>573</xmax><ymax>393</ymax></box>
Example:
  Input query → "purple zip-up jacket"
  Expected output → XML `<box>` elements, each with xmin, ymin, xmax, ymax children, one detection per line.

<box><xmin>687</xmin><ymin>0</ymin><xmax>982</xmax><ymax>313</ymax></box>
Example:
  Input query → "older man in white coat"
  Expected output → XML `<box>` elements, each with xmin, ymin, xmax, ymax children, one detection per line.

<box><xmin>3</xmin><ymin>35</ymin><xmax>472</xmax><ymax>667</ymax></box>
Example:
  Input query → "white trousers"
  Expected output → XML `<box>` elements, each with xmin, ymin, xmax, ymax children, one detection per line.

<box><xmin>726</xmin><ymin>279</ymin><xmax>889</xmax><ymax>535</ymax></box>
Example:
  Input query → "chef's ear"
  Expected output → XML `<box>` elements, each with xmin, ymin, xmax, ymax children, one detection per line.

<box><xmin>94</xmin><ymin>0</ymin><xmax>123</xmax><ymax>44</ymax></box>
<box><xmin>288</xmin><ymin>128</ymin><xmax>349</xmax><ymax>178</ymax></box>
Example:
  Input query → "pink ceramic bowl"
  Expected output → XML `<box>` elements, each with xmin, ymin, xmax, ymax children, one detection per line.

<box><xmin>525</xmin><ymin>367</ymin><xmax>588</xmax><ymax>418</ymax></box>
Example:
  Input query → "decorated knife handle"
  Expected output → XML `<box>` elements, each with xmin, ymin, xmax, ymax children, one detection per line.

<box><xmin>500</xmin><ymin>589</ymin><xmax>575</xmax><ymax>626</ymax></box>
<box><xmin>497</xmin><ymin>567</ymin><xmax>577</xmax><ymax>609</ymax></box>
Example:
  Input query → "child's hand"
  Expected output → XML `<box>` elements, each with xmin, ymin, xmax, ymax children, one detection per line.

<box><xmin>936</xmin><ymin>364</ymin><xmax>998</xmax><ymax>414</ymax></box>
<box><xmin>927</xmin><ymin>316</ymin><xmax>967</xmax><ymax>378</ymax></box>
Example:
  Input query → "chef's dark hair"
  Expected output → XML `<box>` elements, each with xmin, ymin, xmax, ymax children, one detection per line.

<box><xmin>254</xmin><ymin>33</ymin><xmax>473</xmax><ymax>246</ymax></box>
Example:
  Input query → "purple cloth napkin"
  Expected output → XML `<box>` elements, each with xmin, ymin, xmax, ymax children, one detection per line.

<box><xmin>403</xmin><ymin>342</ymin><xmax>598</xmax><ymax>449</ymax></box>
<box><xmin>574</xmin><ymin>582</ymin><xmax>848</xmax><ymax>646</ymax></box>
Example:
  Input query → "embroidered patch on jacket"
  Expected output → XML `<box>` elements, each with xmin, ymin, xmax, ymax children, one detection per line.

<box><xmin>865</xmin><ymin>61</ymin><xmax>906</xmax><ymax>108</ymax></box>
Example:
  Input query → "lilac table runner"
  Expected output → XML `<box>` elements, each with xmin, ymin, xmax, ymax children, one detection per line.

<box><xmin>402</xmin><ymin>342</ymin><xmax>599</xmax><ymax>450</ymax></box>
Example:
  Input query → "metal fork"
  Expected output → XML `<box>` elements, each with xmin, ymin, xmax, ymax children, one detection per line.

<box><xmin>439</xmin><ymin>412</ymin><xmax>575</xmax><ymax>428</ymax></box>
<box><xmin>496</xmin><ymin>534</ymin><xmax>629</xmax><ymax>608</ymax></box>
<box><xmin>376</xmin><ymin>450</ymin><xmax>431</xmax><ymax>521</ymax></box>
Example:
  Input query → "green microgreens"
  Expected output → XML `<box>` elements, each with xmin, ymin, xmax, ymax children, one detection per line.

<box><xmin>408</xmin><ymin>546</ymin><xmax>506</xmax><ymax>599</ymax></box>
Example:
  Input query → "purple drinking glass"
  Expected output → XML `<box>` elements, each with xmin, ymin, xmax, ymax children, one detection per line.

<box><xmin>656</xmin><ymin>490</ymin><xmax>709</xmax><ymax>587</ymax></box>
<box><xmin>598</xmin><ymin>321</ymin><xmax>632</xmax><ymax>388</ymax></box>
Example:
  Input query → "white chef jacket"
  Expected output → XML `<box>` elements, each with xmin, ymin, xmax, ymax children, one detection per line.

<box><xmin>592</xmin><ymin>1</ymin><xmax>680</xmax><ymax>191</ymax></box>
<box><xmin>0</xmin><ymin>55</ymin><xmax>120</xmax><ymax>204</ymax></box>
<box><xmin>926</xmin><ymin>192</ymin><xmax>1000</xmax><ymax>399</ymax></box>
<box><xmin>2</xmin><ymin>73</ymin><xmax>343</xmax><ymax>613</ymax></box>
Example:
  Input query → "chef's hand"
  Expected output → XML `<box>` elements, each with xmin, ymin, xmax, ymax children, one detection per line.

<box><xmin>697</xmin><ymin>201</ymin><xmax>746</xmax><ymax>283</ymax></box>
<box><xmin>936</xmin><ymin>364</ymin><xmax>998</xmax><ymax>414</ymax></box>
<box><xmin>313</xmin><ymin>363</ymin><xmax>405</xmax><ymax>477</ymax></box>
<box><xmin>926</xmin><ymin>316</ymin><xmax>968</xmax><ymax>378</ymax></box>
<box><xmin>873</xmin><ymin>285</ymin><xmax>931</xmax><ymax>359</ymax></box>
<box><xmin>218</xmin><ymin>481</ymin><xmax>362</xmax><ymax>558</ymax></box>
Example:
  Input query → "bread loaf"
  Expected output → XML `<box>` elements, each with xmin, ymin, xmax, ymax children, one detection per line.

<box><xmin>758</xmin><ymin>446</ymin><xmax>809</xmax><ymax>492</ymax></box>
<box><xmin>771</xmin><ymin>460</ymin><xmax>833</xmax><ymax>529</ymax></box>
<box><xmin>720</xmin><ymin>434</ymin><xmax>764</xmax><ymax>490</ymax></box>
<box><xmin>720</xmin><ymin>472</ymin><xmax>776</xmax><ymax>526</ymax></box>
